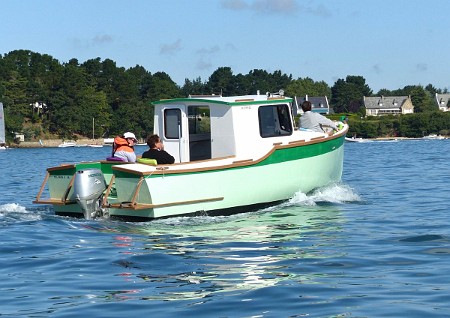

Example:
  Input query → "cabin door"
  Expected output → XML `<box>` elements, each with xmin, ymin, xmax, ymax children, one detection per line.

<box><xmin>160</xmin><ymin>106</ymin><xmax>189</xmax><ymax>163</ymax></box>
<box><xmin>187</xmin><ymin>105</ymin><xmax>211</xmax><ymax>161</ymax></box>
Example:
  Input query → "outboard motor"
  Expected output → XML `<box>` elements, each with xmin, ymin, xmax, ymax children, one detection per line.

<box><xmin>71</xmin><ymin>168</ymin><xmax>107</xmax><ymax>220</ymax></box>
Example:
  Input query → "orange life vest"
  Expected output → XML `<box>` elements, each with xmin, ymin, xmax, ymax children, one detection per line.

<box><xmin>112</xmin><ymin>136</ymin><xmax>134</xmax><ymax>155</ymax></box>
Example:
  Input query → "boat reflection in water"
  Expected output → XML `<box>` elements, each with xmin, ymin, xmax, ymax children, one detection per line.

<box><xmin>98</xmin><ymin>184</ymin><xmax>360</xmax><ymax>301</ymax></box>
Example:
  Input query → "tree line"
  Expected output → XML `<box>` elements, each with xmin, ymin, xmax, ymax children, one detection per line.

<box><xmin>0</xmin><ymin>49</ymin><xmax>449</xmax><ymax>142</ymax></box>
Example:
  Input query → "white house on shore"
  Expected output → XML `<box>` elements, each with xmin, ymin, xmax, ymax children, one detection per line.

<box><xmin>293</xmin><ymin>95</ymin><xmax>332</xmax><ymax>115</ymax></box>
<box><xmin>363</xmin><ymin>96</ymin><xmax>414</xmax><ymax>116</ymax></box>
<box><xmin>435</xmin><ymin>93</ymin><xmax>450</xmax><ymax>112</ymax></box>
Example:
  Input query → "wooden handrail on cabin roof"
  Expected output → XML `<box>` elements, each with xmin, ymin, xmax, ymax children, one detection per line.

<box><xmin>234</xmin><ymin>98</ymin><xmax>254</xmax><ymax>102</ymax></box>
<box><xmin>189</xmin><ymin>94</ymin><xmax>222</xmax><ymax>98</ymax></box>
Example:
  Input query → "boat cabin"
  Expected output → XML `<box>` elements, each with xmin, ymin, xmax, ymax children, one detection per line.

<box><xmin>152</xmin><ymin>94</ymin><xmax>295</xmax><ymax>163</ymax></box>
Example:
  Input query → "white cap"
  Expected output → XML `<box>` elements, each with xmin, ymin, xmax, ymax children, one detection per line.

<box><xmin>123</xmin><ymin>132</ymin><xmax>137</xmax><ymax>142</ymax></box>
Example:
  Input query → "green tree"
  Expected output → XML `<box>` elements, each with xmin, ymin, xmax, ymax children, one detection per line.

<box><xmin>331</xmin><ymin>75</ymin><xmax>372</xmax><ymax>113</ymax></box>
<box><xmin>77</xmin><ymin>87</ymin><xmax>110</xmax><ymax>137</ymax></box>
<box><xmin>206</xmin><ymin>67</ymin><xmax>235</xmax><ymax>95</ymax></box>
<box><xmin>396</xmin><ymin>85</ymin><xmax>435</xmax><ymax>113</ymax></box>
<box><xmin>181</xmin><ymin>77</ymin><xmax>206</xmax><ymax>96</ymax></box>
<box><xmin>285</xmin><ymin>77</ymin><xmax>331</xmax><ymax>98</ymax></box>
<box><xmin>145</xmin><ymin>71</ymin><xmax>181</xmax><ymax>101</ymax></box>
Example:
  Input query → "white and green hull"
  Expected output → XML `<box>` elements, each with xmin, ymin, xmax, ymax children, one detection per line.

<box><xmin>35</xmin><ymin>133</ymin><xmax>345</xmax><ymax>220</ymax></box>
<box><xmin>34</xmin><ymin>93</ymin><xmax>348</xmax><ymax>221</ymax></box>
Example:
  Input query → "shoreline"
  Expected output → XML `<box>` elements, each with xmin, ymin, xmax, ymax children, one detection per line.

<box><xmin>10</xmin><ymin>138</ymin><xmax>108</xmax><ymax>148</ymax></box>
<box><xmin>6</xmin><ymin>136</ymin><xmax>447</xmax><ymax>148</ymax></box>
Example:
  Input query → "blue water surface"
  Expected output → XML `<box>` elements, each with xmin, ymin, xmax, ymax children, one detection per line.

<box><xmin>0</xmin><ymin>140</ymin><xmax>449</xmax><ymax>317</ymax></box>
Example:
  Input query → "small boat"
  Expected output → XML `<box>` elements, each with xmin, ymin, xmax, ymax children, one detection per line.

<box><xmin>34</xmin><ymin>93</ymin><xmax>348</xmax><ymax>221</ymax></box>
<box><xmin>0</xmin><ymin>102</ymin><xmax>6</xmax><ymax>150</ymax></box>
<box><xmin>345</xmin><ymin>136</ymin><xmax>367</xmax><ymax>143</ymax></box>
<box><xmin>88</xmin><ymin>144</ymin><xmax>103</xmax><ymax>148</ymax></box>
<box><xmin>423</xmin><ymin>134</ymin><xmax>446</xmax><ymax>140</ymax></box>
<box><xmin>58</xmin><ymin>141</ymin><xmax>76</xmax><ymax>148</ymax></box>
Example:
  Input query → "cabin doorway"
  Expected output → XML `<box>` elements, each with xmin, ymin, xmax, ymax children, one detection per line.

<box><xmin>188</xmin><ymin>105</ymin><xmax>211</xmax><ymax>161</ymax></box>
<box><xmin>161</xmin><ymin>105</ymin><xmax>211</xmax><ymax>163</ymax></box>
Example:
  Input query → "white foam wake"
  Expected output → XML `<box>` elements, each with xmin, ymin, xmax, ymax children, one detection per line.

<box><xmin>0</xmin><ymin>203</ymin><xmax>28</xmax><ymax>213</ymax></box>
<box><xmin>288</xmin><ymin>183</ymin><xmax>362</xmax><ymax>206</ymax></box>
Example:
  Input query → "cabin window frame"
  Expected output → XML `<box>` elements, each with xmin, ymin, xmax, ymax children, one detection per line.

<box><xmin>258</xmin><ymin>104</ymin><xmax>293</xmax><ymax>138</ymax></box>
<box><xmin>164</xmin><ymin>108</ymin><xmax>182</xmax><ymax>139</ymax></box>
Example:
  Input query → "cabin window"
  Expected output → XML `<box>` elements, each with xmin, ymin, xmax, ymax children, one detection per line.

<box><xmin>258</xmin><ymin>104</ymin><xmax>293</xmax><ymax>138</ymax></box>
<box><xmin>164</xmin><ymin>108</ymin><xmax>182</xmax><ymax>139</ymax></box>
<box><xmin>188</xmin><ymin>106</ymin><xmax>210</xmax><ymax>134</ymax></box>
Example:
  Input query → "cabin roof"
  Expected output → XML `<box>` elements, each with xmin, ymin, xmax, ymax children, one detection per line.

<box><xmin>152</xmin><ymin>94</ymin><xmax>293</xmax><ymax>106</ymax></box>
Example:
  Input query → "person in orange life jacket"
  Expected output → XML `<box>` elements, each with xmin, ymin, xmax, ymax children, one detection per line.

<box><xmin>142</xmin><ymin>134</ymin><xmax>175</xmax><ymax>164</ymax></box>
<box><xmin>113</xmin><ymin>132</ymin><xmax>137</xmax><ymax>162</ymax></box>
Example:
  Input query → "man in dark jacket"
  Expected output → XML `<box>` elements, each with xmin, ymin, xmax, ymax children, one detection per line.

<box><xmin>142</xmin><ymin>134</ymin><xmax>175</xmax><ymax>164</ymax></box>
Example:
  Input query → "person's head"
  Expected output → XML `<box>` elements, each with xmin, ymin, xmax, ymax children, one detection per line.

<box><xmin>147</xmin><ymin>134</ymin><xmax>161</xmax><ymax>149</ymax></box>
<box><xmin>123</xmin><ymin>132</ymin><xmax>137</xmax><ymax>145</ymax></box>
<box><xmin>301</xmin><ymin>101</ymin><xmax>312</xmax><ymax>112</ymax></box>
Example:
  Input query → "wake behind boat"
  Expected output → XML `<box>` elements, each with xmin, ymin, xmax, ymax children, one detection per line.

<box><xmin>34</xmin><ymin>93</ymin><xmax>348</xmax><ymax>221</ymax></box>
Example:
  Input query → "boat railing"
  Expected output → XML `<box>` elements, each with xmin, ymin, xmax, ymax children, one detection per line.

<box><xmin>33</xmin><ymin>172</ymin><xmax>78</xmax><ymax>205</ymax></box>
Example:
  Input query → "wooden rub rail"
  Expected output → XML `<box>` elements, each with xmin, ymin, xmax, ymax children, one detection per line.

<box><xmin>106</xmin><ymin>197</ymin><xmax>224</xmax><ymax>210</ymax></box>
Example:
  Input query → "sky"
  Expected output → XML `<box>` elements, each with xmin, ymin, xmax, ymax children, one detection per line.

<box><xmin>1</xmin><ymin>0</ymin><xmax>449</xmax><ymax>93</ymax></box>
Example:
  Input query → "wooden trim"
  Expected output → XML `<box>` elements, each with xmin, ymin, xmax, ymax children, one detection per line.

<box><xmin>232</xmin><ymin>159</ymin><xmax>253</xmax><ymax>164</ymax></box>
<box><xmin>33</xmin><ymin>171</ymin><xmax>78</xmax><ymax>205</ymax></box>
<box><xmin>130</xmin><ymin>176</ymin><xmax>145</xmax><ymax>205</ymax></box>
<box><xmin>33</xmin><ymin>199</ymin><xmax>77</xmax><ymax>205</ymax></box>
<box><xmin>288</xmin><ymin>140</ymin><xmax>306</xmax><ymax>145</ymax></box>
<box><xmin>47</xmin><ymin>164</ymin><xmax>76</xmax><ymax>172</ymax></box>
<box><xmin>35</xmin><ymin>172</ymin><xmax>49</xmax><ymax>202</ymax></box>
<box><xmin>108</xmin><ymin>197</ymin><xmax>224</xmax><ymax>210</ymax></box>
<box><xmin>62</xmin><ymin>174</ymin><xmax>76</xmax><ymax>202</ymax></box>
<box><xmin>102</xmin><ymin>175</ymin><xmax>115</xmax><ymax>206</ymax></box>
<box><xmin>235</xmin><ymin>98</ymin><xmax>254</xmax><ymax>102</ymax></box>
